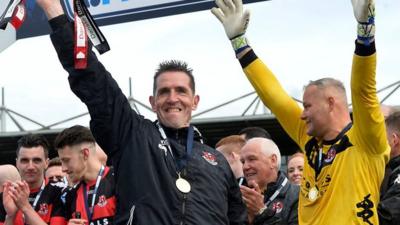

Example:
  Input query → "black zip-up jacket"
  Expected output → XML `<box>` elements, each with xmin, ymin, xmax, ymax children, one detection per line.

<box><xmin>48</xmin><ymin>15</ymin><xmax>247</xmax><ymax>225</ymax></box>
<box><xmin>253</xmin><ymin>172</ymin><xmax>299</xmax><ymax>225</ymax></box>
<box><xmin>378</xmin><ymin>155</ymin><xmax>400</xmax><ymax>225</ymax></box>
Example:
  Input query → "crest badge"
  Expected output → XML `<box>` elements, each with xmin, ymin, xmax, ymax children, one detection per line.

<box><xmin>38</xmin><ymin>203</ymin><xmax>49</xmax><ymax>215</ymax></box>
<box><xmin>97</xmin><ymin>195</ymin><xmax>108</xmax><ymax>207</ymax></box>
<box><xmin>272</xmin><ymin>201</ymin><xmax>283</xmax><ymax>214</ymax></box>
<box><xmin>202</xmin><ymin>151</ymin><xmax>218</xmax><ymax>166</ymax></box>
<box><xmin>324</xmin><ymin>147</ymin><xmax>336</xmax><ymax>163</ymax></box>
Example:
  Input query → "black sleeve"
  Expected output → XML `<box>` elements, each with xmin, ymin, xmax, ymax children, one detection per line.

<box><xmin>227</xmin><ymin>172</ymin><xmax>248</xmax><ymax>225</ymax></box>
<box><xmin>0</xmin><ymin>194</ymin><xmax>6</xmax><ymax>223</ymax></box>
<box><xmin>354</xmin><ymin>41</ymin><xmax>376</xmax><ymax>56</ymax></box>
<box><xmin>238</xmin><ymin>49</ymin><xmax>258</xmax><ymax>68</ymax></box>
<box><xmin>287</xmin><ymin>198</ymin><xmax>299</xmax><ymax>225</ymax></box>
<box><xmin>48</xmin><ymin>15</ymin><xmax>143</xmax><ymax>163</ymax></box>
<box><xmin>378</xmin><ymin>183</ymin><xmax>400</xmax><ymax>225</ymax></box>
<box><xmin>253</xmin><ymin>207</ymin><xmax>280</xmax><ymax>225</ymax></box>
<box><xmin>49</xmin><ymin>187</ymin><xmax>68</xmax><ymax>224</ymax></box>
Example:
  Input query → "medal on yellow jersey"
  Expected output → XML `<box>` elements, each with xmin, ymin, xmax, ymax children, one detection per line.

<box><xmin>308</xmin><ymin>186</ymin><xmax>319</xmax><ymax>201</ymax></box>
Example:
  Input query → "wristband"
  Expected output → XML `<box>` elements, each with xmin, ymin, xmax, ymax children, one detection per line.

<box><xmin>356</xmin><ymin>3</ymin><xmax>375</xmax><ymax>46</ymax></box>
<box><xmin>230</xmin><ymin>34</ymin><xmax>249</xmax><ymax>55</ymax></box>
<box><xmin>357</xmin><ymin>22</ymin><xmax>375</xmax><ymax>46</ymax></box>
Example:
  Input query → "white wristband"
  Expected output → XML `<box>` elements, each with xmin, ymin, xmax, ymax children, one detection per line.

<box><xmin>230</xmin><ymin>34</ymin><xmax>249</xmax><ymax>54</ymax></box>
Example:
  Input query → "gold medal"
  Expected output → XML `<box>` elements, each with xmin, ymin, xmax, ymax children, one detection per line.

<box><xmin>308</xmin><ymin>186</ymin><xmax>319</xmax><ymax>201</ymax></box>
<box><xmin>176</xmin><ymin>176</ymin><xmax>191</xmax><ymax>193</ymax></box>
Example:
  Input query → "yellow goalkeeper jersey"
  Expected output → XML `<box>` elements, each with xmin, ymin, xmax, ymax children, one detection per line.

<box><xmin>241</xmin><ymin>50</ymin><xmax>389</xmax><ymax>225</ymax></box>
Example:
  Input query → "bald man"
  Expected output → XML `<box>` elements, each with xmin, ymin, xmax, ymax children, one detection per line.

<box><xmin>240</xmin><ymin>138</ymin><xmax>299</xmax><ymax>225</ymax></box>
<box><xmin>0</xmin><ymin>165</ymin><xmax>21</xmax><ymax>192</ymax></box>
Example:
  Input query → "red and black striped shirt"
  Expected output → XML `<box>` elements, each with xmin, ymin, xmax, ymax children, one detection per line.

<box><xmin>64</xmin><ymin>166</ymin><xmax>116</xmax><ymax>225</ymax></box>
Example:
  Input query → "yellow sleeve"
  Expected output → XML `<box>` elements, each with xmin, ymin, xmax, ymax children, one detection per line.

<box><xmin>242</xmin><ymin>55</ymin><xmax>308</xmax><ymax>149</ymax></box>
<box><xmin>350</xmin><ymin>53</ymin><xmax>389</xmax><ymax>156</ymax></box>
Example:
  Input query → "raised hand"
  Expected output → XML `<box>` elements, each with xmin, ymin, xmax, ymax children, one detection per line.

<box><xmin>8</xmin><ymin>181</ymin><xmax>31</xmax><ymax>212</ymax></box>
<box><xmin>240</xmin><ymin>180</ymin><xmax>265</xmax><ymax>223</ymax></box>
<box><xmin>2</xmin><ymin>182</ymin><xmax>18</xmax><ymax>218</ymax></box>
<box><xmin>351</xmin><ymin>0</ymin><xmax>375</xmax><ymax>23</ymax></box>
<box><xmin>351</xmin><ymin>0</ymin><xmax>375</xmax><ymax>45</ymax></box>
<box><xmin>211</xmin><ymin>0</ymin><xmax>250</xmax><ymax>39</ymax></box>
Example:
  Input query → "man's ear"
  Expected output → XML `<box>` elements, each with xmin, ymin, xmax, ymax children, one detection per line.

<box><xmin>192</xmin><ymin>95</ymin><xmax>200</xmax><ymax>110</ymax></box>
<box><xmin>393</xmin><ymin>132</ymin><xmax>400</xmax><ymax>147</ymax></box>
<box><xmin>231</xmin><ymin>152</ymin><xmax>240</xmax><ymax>161</ymax></box>
<box><xmin>45</xmin><ymin>158</ymin><xmax>49</xmax><ymax>169</ymax></box>
<box><xmin>327</xmin><ymin>96</ymin><xmax>335</xmax><ymax>111</ymax></box>
<box><xmin>270</xmin><ymin>154</ymin><xmax>278</xmax><ymax>169</ymax></box>
<box><xmin>82</xmin><ymin>148</ymin><xmax>90</xmax><ymax>161</ymax></box>
<box><xmin>149</xmin><ymin>96</ymin><xmax>157</xmax><ymax>112</ymax></box>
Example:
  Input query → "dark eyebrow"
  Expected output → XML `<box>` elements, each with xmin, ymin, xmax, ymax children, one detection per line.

<box><xmin>157</xmin><ymin>87</ymin><xmax>170</xmax><ymax>95</ymax></box>
<box><xmin>176</xmin><ymin>86</ymin><xmax>189</xmax><ymax>93</ymax></box>
<box><xmin>19</xmin><ymin>156</ymin><xmax>43</xmax><ymax>161</ymax></box>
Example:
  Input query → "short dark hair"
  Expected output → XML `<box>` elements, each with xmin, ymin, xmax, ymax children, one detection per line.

<box><xmin>48</xmin><ymin>157</ymin><xmax>62</xmax><ymax>168</ymax></box>
<box><xmin>54</xmin><ymin>125</ymin><xmax>96</xmax><ymax>150</ymax></box>
<box><xmin>386</xmin><ymin>110</ymin><xmax>400</xmax><ymax>133</ymax></box>
<box><xmin>238</xmin><ymin>127</ymin><xmax>272</xmax><ymax>140</ymax></box>
<box><xmin>16</xmin><ymin>134</ymin><xmax>50</xmax><ymax>158</ymax></box>
<box><xmin>153</xmin><ymin>60</ymin><xmax>195</xmax><ymax>94</ymax></box>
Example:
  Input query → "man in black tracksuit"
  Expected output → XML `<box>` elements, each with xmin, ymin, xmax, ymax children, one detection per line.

<box><xmin>378</xmin><ymin>111</ymin><xmax>400</xmax><ymax>225</ymax></box>
<box><xmin>34</xmin><ymin>1</ymin><xmax>247</xmax><ymax>225</ymax></box>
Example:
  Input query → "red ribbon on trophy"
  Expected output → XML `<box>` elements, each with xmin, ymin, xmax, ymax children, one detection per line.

<box><xmin>73</xmin><ymin>0</ymin><xmax>110</xmax><ymax>69</ymax></box>
<box><xmin>0</xmin><ymin>0</ymin><xmax>26</xmax><ymax>30</ymax></box>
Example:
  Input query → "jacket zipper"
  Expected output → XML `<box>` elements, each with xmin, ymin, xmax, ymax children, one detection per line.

<box><xmin>179</xmin><ymin>169</ymin><xmax>188</xmax><ymax>225</ymax></box>
<box><xmin>180</xmin><ymin>193</ymin><xmax>187</xmax><ymax>225</ymax></box>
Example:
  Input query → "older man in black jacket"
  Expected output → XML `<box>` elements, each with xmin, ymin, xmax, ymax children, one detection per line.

<box><xmin>240</xmin><ymin>138</ymin><xmax>299</xmax><ymax>225</ymax></box>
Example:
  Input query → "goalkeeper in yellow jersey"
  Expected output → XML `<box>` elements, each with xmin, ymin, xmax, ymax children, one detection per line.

<box><xmin>212</xmin><ymin>0</ymin><xmax>390</xmax><ymax>224</ymax></box>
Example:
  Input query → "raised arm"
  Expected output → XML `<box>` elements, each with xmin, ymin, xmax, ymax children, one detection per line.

<box><xmin>350</xmin><ymin>0</ymin><xmax>389</xmax><ymax>155</ymax></box>
<box><xmin>212</xmin><ymin>0</ymin><xmax>307</xmax><ymax>147</ymax></box>
<box><xmin>36</xmin><ymin>0</ymin><xmax>64</xmax><ymax>20</ymax></box>
<box><xmin>35</xmin><ymin>0</ymin><xmax>139</xmax><ymax>161</ymax></box>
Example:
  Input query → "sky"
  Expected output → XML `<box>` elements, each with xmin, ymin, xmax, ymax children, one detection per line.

<box><xmin>0</xmin><ymin>0</ymin><xmax>399</xmax><ymax>132</ymax></box>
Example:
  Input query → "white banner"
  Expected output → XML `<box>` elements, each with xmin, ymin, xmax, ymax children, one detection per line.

<box><xmin>15</xmin><ymin>0</ymin><xmax>268</xmax><ymax>39</ymax></box>
<box><xmin>62</xmin><ymin>0</ymin><xmax>263</xmax><ymax>20</ymax></box>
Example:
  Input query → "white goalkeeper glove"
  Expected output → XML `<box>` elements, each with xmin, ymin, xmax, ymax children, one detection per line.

<box><xmin>351</xmin><ymin>0</ymin><xmax>375</xmax><ymax>45</ymax></box>
<box><xmin>211</xmin><ymin>0</ymin><xmax>250</xmax><ymax>54</ymax></box>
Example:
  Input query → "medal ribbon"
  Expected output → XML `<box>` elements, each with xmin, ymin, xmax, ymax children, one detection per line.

<box><xmin>74</xmin><ymin>13</ymin><xmax>88</xmax><ymax>69</ymax></box>
<box><xmin>82</xmin><ymin>165</ymin><xmax>105</xmax><ymax>222</ymax></box>
<box><xmin>73</xmin><ymin>0</ymin><xmax>110</xmax><ymax>69</ymax></box>
<box><xmin>0</xmin><ymin>0</ymin><xmax>25</xmax><ymax>30</ymax></box>
<box><xmin>314</xmin><ymin>122</ymin><xmax>353</xmax><ymax>177</ymax></box>
<box><xmin>32</xmin><ymin>180</ymin><xmax>46</xmax><ymax>209</ymax></box>
<box><xmin>264</xmin><ymin>177</ymin><xmax>288</xmax><ymax>207</ymax></box>
<box><xmin>156</xmin><ymin>122</ymin><xmax>194</xmax><ymax>173</ymax></box>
